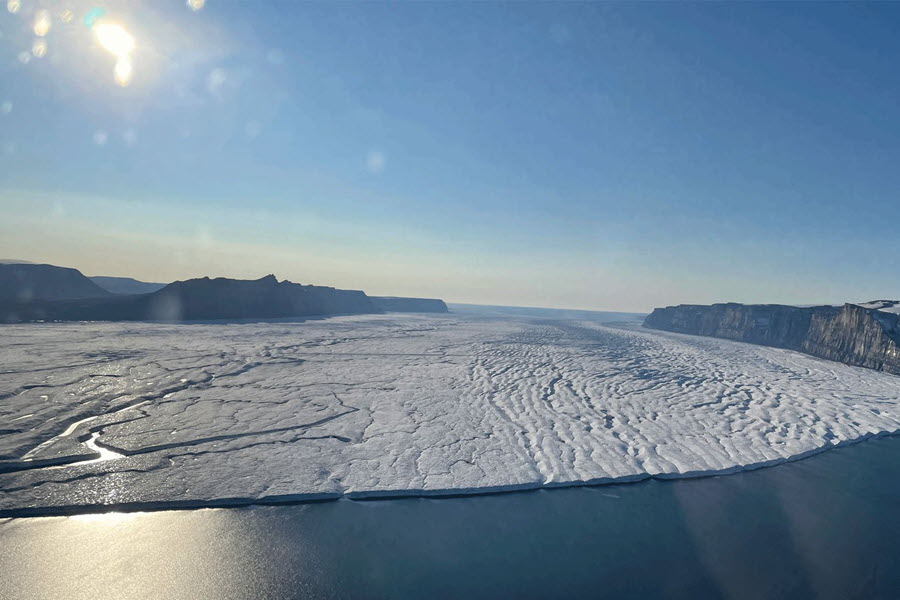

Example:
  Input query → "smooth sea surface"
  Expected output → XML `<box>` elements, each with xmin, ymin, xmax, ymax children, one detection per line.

<box><xmin>3</xmin><ymin>435</ymin><xmax>900</xmax><ymax>600</ymax></box>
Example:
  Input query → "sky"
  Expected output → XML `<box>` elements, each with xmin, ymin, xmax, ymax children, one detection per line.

<box><xmin>1</xmin><ymin>1</ymin><xmax>899</xmax><ymax>312</ymax></box>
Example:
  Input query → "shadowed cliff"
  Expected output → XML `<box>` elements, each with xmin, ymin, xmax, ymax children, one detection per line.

<box><xmin>0</xmin><ymin>264</ymin><xmax>456</xmax><ymax>324</ymax></box>
<box><xmin>0</xmin><ymin>263</ymin><xmax>112</xmax><ymax>302</ymax></box>
<box><xmin>1</xmin><ymin>274</ymin><xmax>378</xmax><ymax>323</ymax></box>
<box><xmin>644</xmin><ymin>303</ymin><xmax>900</xmax><ymax>375</ymax></box>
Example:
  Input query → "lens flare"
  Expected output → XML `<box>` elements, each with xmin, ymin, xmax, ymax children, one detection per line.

<box><xmin>187</xmin><ymin>0</ymin><xmax>206</xmax><ymax>11</ymax></box>
<box><xmin>92</xmin><ymin>21</ymin><xmax>136</xmax><ymax>85</ymax></box>
<box><xmin>32</xmin><ymin>39</ymin><xmax>47</xmax><ymax>58</ymax></box>
<box><xmin>94</xmin><ymin>23</ymin><xmax>135</xmax><ymax>58</ymax></box>
<box><xmin>6</xmin><ymin>0</ymin><xmax>19</xmax><ymax>15</ymax></box>
<box><xmin>114</xmin><ymin>57</ymin><xmax>133</xmax><ymax>87</ymax></box>
<box><xmin>83</xmin><ymin>7</ymin><xmax>106</xmax><ymax>28</ymax></box>
<box><xmin>34</xmin><ymin>10</ymin><xmax>52</xmax><ymax>37</ymax></box>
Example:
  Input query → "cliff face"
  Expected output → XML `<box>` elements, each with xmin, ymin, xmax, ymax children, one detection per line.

<box><xmin>0</xmin><ymin>263</ymin><xmax>111</xmax><ymax>302</ymax></box>
<box><xmin>644</xmin><ymin>303</ymin><xmax>900</xmax><ymax>375</ymax></box>
<box><xmin>144</xmin><ymin>275</ymin><xmax>376</xmax><ymax>321</ymax></box>
<box><xmin>1</xmin><ymin>275</ymin><xmax>379</xmax><ymax>323</ymax></box>
<box><xmin>803</xmin><ymin>305</ymin><xmax>900</xmax><ymax>373</ymax></box>
<box><xmin>371</xmin><ymin>296</ymin><xmax>449</xmax><ymax>313</ymax></box>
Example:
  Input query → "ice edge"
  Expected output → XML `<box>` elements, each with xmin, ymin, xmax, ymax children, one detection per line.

<box><xmin>3</xmin><ymin>428</ymin><xmax>895</xmax><ymax>519</ymax></box>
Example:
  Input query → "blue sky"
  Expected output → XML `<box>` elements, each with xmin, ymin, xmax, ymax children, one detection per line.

<box><xmin>1</xmin><ymin>1</ymin><xmax>899</xmax><ymax>311</ymax></box>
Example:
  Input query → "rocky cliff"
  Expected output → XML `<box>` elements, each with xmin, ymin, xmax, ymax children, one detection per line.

<box><xmin>1</xmin><ymin>275</ymin><xmax>378</xmax><ymax>323</ymax></box>
<box><xmin>0</xmin><ymin>263</ymin><xmax>112</xmax><ymax>302</ymax></box>
<box><xmin>643</xmin><ymin>303</ymin><xmax>900</xmax><ymax>375</ymax></box>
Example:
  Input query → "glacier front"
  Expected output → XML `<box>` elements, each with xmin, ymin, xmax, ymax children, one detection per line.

<box><xmin>2</xmin><ymin>313</ymin><xmax>900</xmax><ymax>516</ymax></box>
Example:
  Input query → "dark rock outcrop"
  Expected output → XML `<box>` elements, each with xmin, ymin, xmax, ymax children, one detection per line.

<box><xmin>1</xmin><ymin>275</ymin><xmax>378</xmax><ymax>323</ymax></box>
<box><xmin>90</xmin><ymin>276</ymin><xmax>166</xmax><ymax>295</ymax></box>
<box><xmin>146</xmin><ymin>275</ymin><xmax>376</xmax><ymax>321</ymax></box>
<box><xmin>371</xmin><ymin>296</ymin><xmax>449</xmax><ymax>313</ymax></box>
<box><xmin>644</xmin><ymin>303</ymin><xmax>900</xmax><ymax>375</ymax></box>
<box><xmin>0</xmin><ymin>263</ymin><xmax>111</xmax><ymax>302</ymax></box>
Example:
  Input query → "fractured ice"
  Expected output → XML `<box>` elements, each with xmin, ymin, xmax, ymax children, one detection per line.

<box><xmin>2</xmin><ymin>313</ymin><xmax>900</xmax><ymax>515</ymax></box>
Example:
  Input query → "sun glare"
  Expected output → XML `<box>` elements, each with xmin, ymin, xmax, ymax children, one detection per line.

<box><xmin>94</xmin><ymin>23</ymin><xmax>135</xmax><ymax>59</ymax></box>
<box><xmin>92</xmin><ymin>22</ymin><xmax>136</xmax><ymax>86</ymax></box>
<box><xmin>3</xmin><ymin>1</ymin><xmax>158</xmax><ymax>88</ymax></box>
<box><xmin>114</xmin><ymin>57</ymin><xmax>134</xmax><ymax>87</ymax></box>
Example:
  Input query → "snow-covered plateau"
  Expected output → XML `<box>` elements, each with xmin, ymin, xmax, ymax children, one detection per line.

<box><xmin>2</xmin><ymin>313</ymin><xmax>900</xmax><ymax>516</ymax></box>
<box><xmin>857</xmin><ymin>300</ymin><xmax>900</xmax><ymax>314</ymax></box>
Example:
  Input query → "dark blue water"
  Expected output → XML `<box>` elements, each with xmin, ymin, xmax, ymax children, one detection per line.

<box><xmin>3</xmin><ymin>435</ymin><xmax>900</xmax><ymax>599</ymax></box>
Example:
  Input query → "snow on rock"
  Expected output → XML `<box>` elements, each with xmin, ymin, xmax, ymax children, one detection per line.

<box><xmin>856</xmin><ymin>300</ymin><xmax>900</xmax><ymax>314</ymax></box>
<box><xmin>2</xmin><ymin>314</ymin><xmax>900</xmax><ymax>515</ymax></box>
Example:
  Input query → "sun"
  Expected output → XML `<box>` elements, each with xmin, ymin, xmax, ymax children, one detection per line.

<box><xmin>93</xmin><ymin>23</ymin><xmax>135</xmax><ymax>59</ymax></box>
<box><xmin>92</xmin><ymin>22</ymin><xmax>136</xmax><ymax>87</ymax></box>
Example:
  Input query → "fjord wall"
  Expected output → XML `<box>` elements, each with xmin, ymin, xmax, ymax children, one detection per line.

<box><xmin>643</xmin><ymin>303</ymin><xmax>900</xmax><ymax>375</ymax></box>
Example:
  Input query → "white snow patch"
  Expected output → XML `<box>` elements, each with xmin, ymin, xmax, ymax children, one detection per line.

<box><xmin>855</xmin><ymin>300</ymin><xmax>900</xmax><ymax>314</ymax></box>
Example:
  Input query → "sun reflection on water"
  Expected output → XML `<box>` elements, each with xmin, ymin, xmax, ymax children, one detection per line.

<box><xmin>70</xmin><ymin>510</ymin><xmax>144</xmax><ymax>524</ymax></box>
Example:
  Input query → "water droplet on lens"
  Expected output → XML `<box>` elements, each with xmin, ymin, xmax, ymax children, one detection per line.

<box><xmin>33</xmin><ymin>10</ymin><xmax>51</xmax><ymax>37</ymax></box>
<box><xmin>32</xmin><ymin>39</ymin><xmax>47</xmax><ymax>58</ymax></box>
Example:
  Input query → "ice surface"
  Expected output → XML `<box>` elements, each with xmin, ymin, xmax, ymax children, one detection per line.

<box><xmin>2</xmin><ymin>314</ymin><xmax>900</xmax><ymax>515</ymax></box>
<box><xmin>856</xmin><ymin>300</ymin><xmax>900</xmax><ymax>314</ymax></box>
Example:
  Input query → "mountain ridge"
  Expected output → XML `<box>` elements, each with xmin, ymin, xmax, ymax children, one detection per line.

<box><xmin>0</xmin><ymin>264</ymin><xmax>449</xmax><ymax>323</ymax></box>
<box><xmin>0</xmin><ymin>263</ymin><xmax>112</xmax><ymax>302</ymax></box>
<box><xmin>89</xmin><ymin>276</ymin><xmax>167</xmax><ymax>295</ymax></box>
